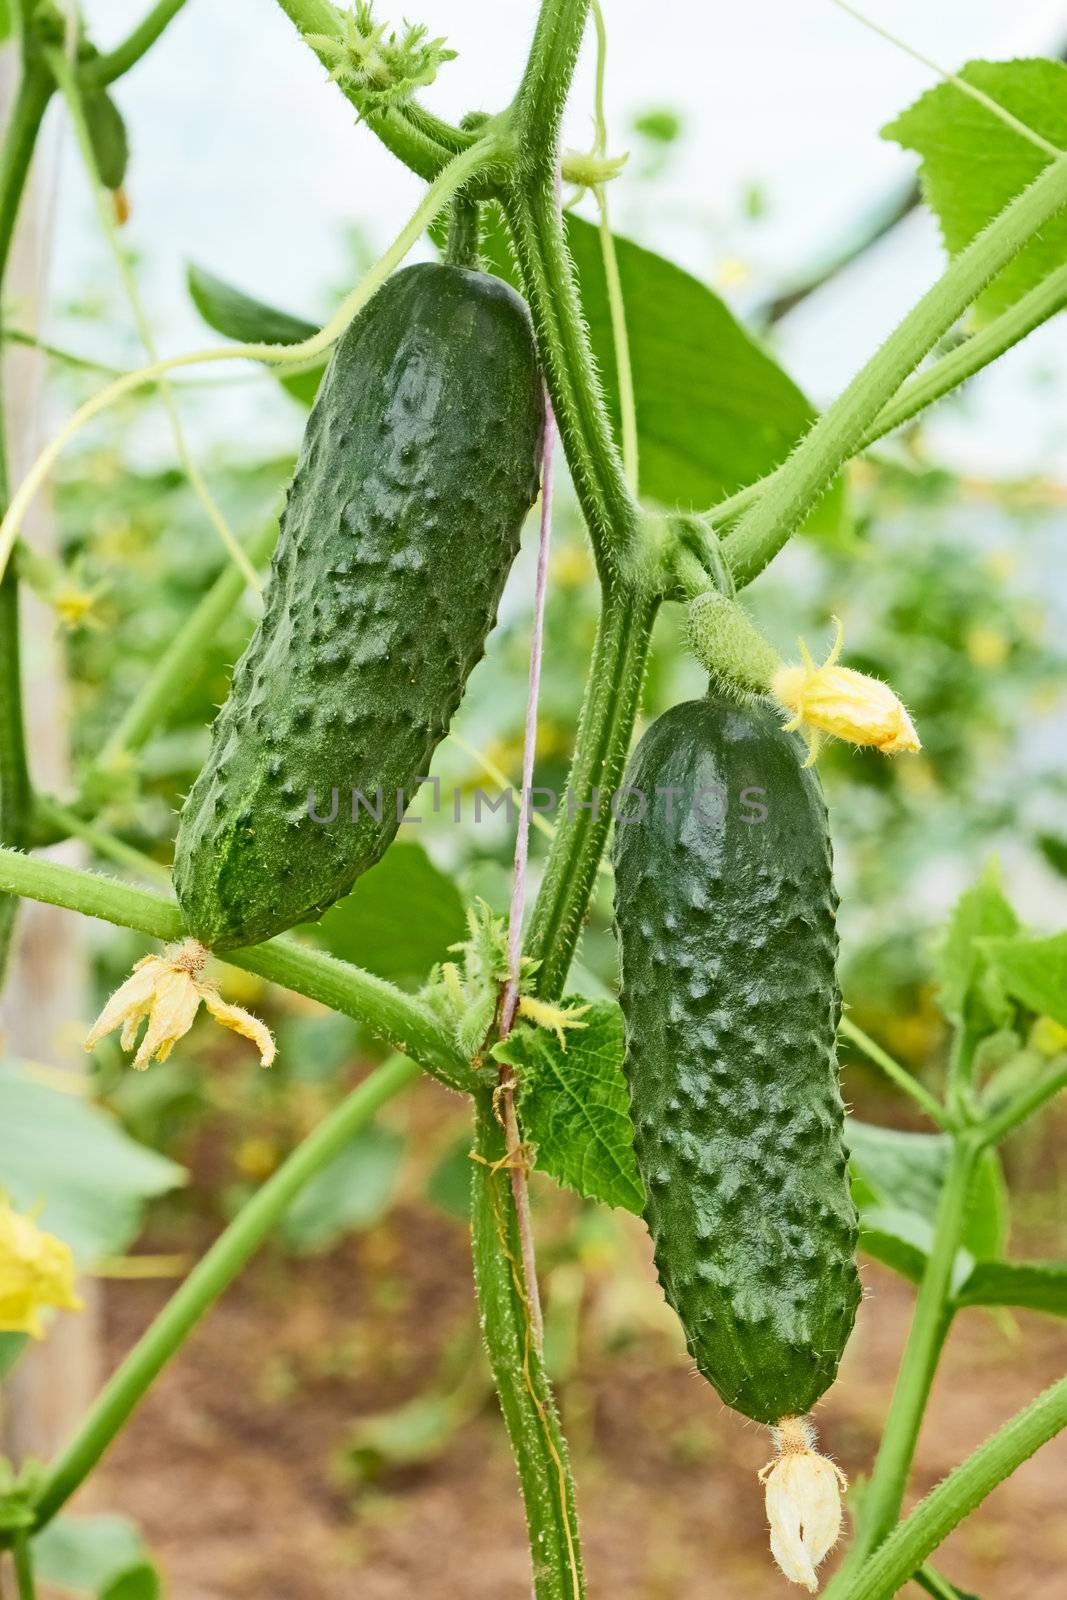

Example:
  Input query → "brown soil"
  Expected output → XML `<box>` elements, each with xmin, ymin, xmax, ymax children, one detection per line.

<box><xmin>84</xmin><ymin>1078</ymin><xmax>1065</xmax><ymax>1600</ymax></box>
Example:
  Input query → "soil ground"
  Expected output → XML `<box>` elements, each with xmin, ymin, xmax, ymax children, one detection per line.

<box><xmin>82</xmin><ymin>1076</ymin><xmax>1065</xmax><ymax>1600</ymax></box>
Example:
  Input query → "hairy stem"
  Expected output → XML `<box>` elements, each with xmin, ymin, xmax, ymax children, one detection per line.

<box><xmin>710</xmin><ymin>261</ymin><xmax>1067</xmax><ymax>533</ymax></box>
<box><xmin>79</xmin><ymin>0</ymin><xmax>190</xmax><ymax>88</ymax></box>
<box><xmin>839</xmin><ymin>1016</ymin><xmax>950</xmax><ymax>1129</ymax></box>
<box><xmin>838</xmin><ymin>1136</ymin><xmax>980</xmax><ymax>1581</ymax></box>
<box><xmin>0</xmin><ymin>846</ymin><xmax>472</xmax><ymax>1091</ymax></box>
<box><xmin>32</xmin><ymin>1052</ymin><xmax>419</xmax><ymax>1529</ymax></box>
<box><xmin>832</xmin><ymin>1375</ymin><xmax>1067</xmax><ymax>1600</ymax></box>
<box><xmin>525</xmin><ymin>583</ymin><xmax>657</xmax><ymax>1000</ymax></box>
<box><xmin>470</xmin><ymin>1093</ymin><xmax>584</xmax><ymax>1599</ymax></box>
<box><xmin>978</xmin><ymin>1057</ymin><xmax>1067</xmax><ymax>1147</ymax></box>
<box><xmin>722</xmin><ymin>155</ymin><xmax>1067</xmax><ymax>584</ymax></box>
<box><xmin>0</xmin><ymin>61</ymin><xmax>53</xmax><ymax>972</ymax></box>
<box><xmin>10</xmin><ymin>1536</ymin><xmax>34</xmax><ymax>1600</ymax></box>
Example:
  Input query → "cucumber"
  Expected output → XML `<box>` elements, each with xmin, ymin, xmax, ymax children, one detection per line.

<box><xmin>612</xmin><ymin>695</ymin><xmax>860</xmax><ymax>1424</ymax></box>
<box><xmin>173</xmin><ymin>263</ymin><xmax>544</xmax><ymax>950</ymax></box>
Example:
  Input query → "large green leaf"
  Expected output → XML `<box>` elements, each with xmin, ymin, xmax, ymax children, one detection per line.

<box><xmin>883</xmin><ymin>59</ymin><xmax>1067</xmax><ymax>322</ymax></box>
<box><xmin>0</xmin><ymin>1064</ymin><xmax>185</xmax><ymax>1263</ymax></box>
<box><xmin>936</xmin><ymin>861</ymin><xmax>1019</xmax><ymax>1031</ymax></box>
<box><xmin>498</xmin><ymin>1000</ymin><xmax>644</xmax><ymax>1215</ymax></box>
<box><xmin>563</xmin><ymin>217</ymin><xmax>846</xmax><ymax>535</ymax></box>
<box><xmin>956</xmin><ymin>1259</ymin><xmax>1067</xmax><ymax>1318</ymax></box>
<box><xmin>33</xmin><ymin>1515</ymin><xmax>155</xmax><ymax>1597</ymax></box>
<box><xmin>310</xmin><ymin>842</ymin><xmax>467</xmax><ymax>989</ymax></box>
<box><xmin>280</xmin><ymin>1123</ymin><xmax>403</xmax><ymax>1253</ymax></box>
<box><xmin>186</xmin><ymin>262</ymin><xmax>324</xmax><ymax>406</ymax></box>
<box><xmin>982</xmin><ymin>931</ymin><xmax>1067</xmax><ymax>1029</ymax></box>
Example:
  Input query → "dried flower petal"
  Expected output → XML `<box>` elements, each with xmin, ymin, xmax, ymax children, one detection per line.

<box><xmin>759</xmin><ymin>1417</ymin><xmax>847</xmax><ymax>1592</ymax></box>
<box><xmin>85</xmin><ymin>941</ymin><xmax>274</xmax><ymax>1071</ymax></box>
<box><xmin>772</xmin><ymin>619</ymin><xmax>920</xmax><ymax>766</ymax></box>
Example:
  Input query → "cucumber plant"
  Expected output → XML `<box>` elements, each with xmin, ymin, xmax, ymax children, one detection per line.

<box><xmin>0</xmin><ymin>3</ymin><xmax>1065</xmax><ymax>1599</ymax></box>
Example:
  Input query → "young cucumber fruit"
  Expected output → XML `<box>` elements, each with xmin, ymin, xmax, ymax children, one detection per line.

<box><xmin>613</xmin><ymin>695</ymin><xmax>860</xmax><ymax>1425</ymax></box>
<box><xmin>173</xmin><ymin>263</ymin><xmax>544</xmax><ymax>950</ymax></box>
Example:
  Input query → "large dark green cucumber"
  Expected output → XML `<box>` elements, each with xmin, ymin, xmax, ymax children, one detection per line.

<box><xmin>612</xmin><ymin>695</ymin><xmax>860</xmax><ymax>1425</ymax></box>
<box><xmin>173</xmin><ymin>263</ymin><xmax>544</xmax><ymax>950</ymax></box>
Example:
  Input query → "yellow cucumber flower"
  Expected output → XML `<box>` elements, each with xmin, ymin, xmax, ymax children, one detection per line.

<box><xmin>85</xmin><ymin>940</ymin><xmax>275</xmax><ymax>1071</ymax></box>
<box><xmin>772</xmin><ymin>618</ymin><xmax>920</xmax><ymax>766</ymax></box>
<box><xmin>759</xmin><ymin>1417</ymin><xmax>847</xmax><ymax>1592</ymax></box>
<box><xmin>0</xmin><ymin>1196</ymin><xmax>83</xmax><ymax>1338</ymax></box>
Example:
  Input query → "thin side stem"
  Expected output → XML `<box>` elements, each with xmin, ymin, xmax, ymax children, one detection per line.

<box><xmin>978</xmin><ymin>1057</ymin><xmax>1067</xmax><ymax>1148</ymax></box>
<box><xmin>80</xmin><ymin>0</ymin><xmax>190</xmax><ymax>87</ymax></box>
<box><xmin>0</xmin><ymin>134</ymin><xmax>499</xmax><ymax>579</ymax></box>
<box><xmin>97</xmin><ymin>514</ymin><xmax>278</xmax><ymax>766</ymax></box>
<box><xmin>835</xmin><ymin>1375</ymin><xmax>1067</xmax><ymax>1600</ymax></box>
<box><xmin>524</xmin><ymin>583</ymin><xmax>658</xmax><ymax>1000</ymax></box>
<box><xmin>834</xmin><ymin>1136</ymin><xmax>981</xmax><ymax>1584</ymax></box>
<box><xmin>470</xmin><ymin>1093</ymin><xmax>584</xmax><ymax>1599</ymax></box>
<box><xmin>709</xmin><ymin>261</ymin><xmax>1067</xmax><ymax>534</ymax></box>
<box><xmin>32</xmin><ymin>795</ymin><xmax>171</xmax><ymax>884</ymax></box>
<box><xmin>723</xmin><ymin>154</ymin><xmax>1067</xmax><ymax>585</ymax></box>
<box><xmin>0</xmin><ymin>846</ymin><xmax>472</xmax><ymax>1091</ymax></box>
<box><xmin>839</xmin><ymin>1015</ymin><xmax>950</xmax><ymax>1130</ymax></box>
<box><xmin>48</xmin><ymin>46</ymin><xmax>260</xmax><ymax>589</ymax></box>
<box><xmin>32</xmin><ymin>1052</ymin><xmax>420</xmax><ymax>1529</ymax></box>
<box><xmin>10</xmin><ymin>1538</ymin><xmax>34</xmax><ymax>1600</ymax></box>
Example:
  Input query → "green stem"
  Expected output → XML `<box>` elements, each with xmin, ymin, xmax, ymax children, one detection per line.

<box><xmin>710</xmin><ymin>262</ymin><xmax>1067</xmax><ymax>533</ymax></box>
<box><xmin>470</xmin><ymin>1093</ymin><xmax>584</xmax><ymax>1599</ymax></box>
<box><xmin>79</xmin><ymin>0</ymin><xmax>190</xmax><ymax>87</ymax></box>
<box><xmin>270</xmin><ymin>0</ymin><xmax>475</xmax><ymax>183</ymax></box>
<box><xmin>722</xmin><ymin>155</ymin><xmax>1067</xmax><ymax>584</ymax></box>
<box><xmin>504</xmin><ymin>189</ymin><xmax>639</xmax><ymax>583</ymax></box>
<box><xmin>0</xmin><ymin>61</ymin><xmax>53</xmax><ymax>973</ymax></box>
<box><xmin>11</xmin><ymin>1534</ymin><xmax>35</xmax><ymax>1600</ymax></box>
<box><xmin>978</xmin><ymin>1057</ymin><xmax>1067</xmax><ymax>1147</ymax></box>
<box><xmin>835</xmin><ymin>1135</ymin><xmax>981</xmax><ymax>1585</ymax></box>
<box><xmin>913</xmin><ymin>1565</ymin><xmax>966</xmax><ymax>1600</ymax></box>
<box><xmin>31</xmin><ymin>1052</ymin><xmax>419</xmax><ymax>1529</ymax></box>
<box><xmin>0</xmin><ymin>846</ymin><xmax>471</xmax><ymax>1091</ymax></box>
<box><xmin>524</xmin><ymin>584</ymin><xmax>658</xmax><ymax>1000</ymax></box>
<box><xmin>31</xmin><ymin>795</ymin><xmax>172</xmax><ymax>885</ymax></box>
<box><xmin>445</xmin><ymin>191</ymin><xmax>482</xmax><ymax>268</ymax></box>
<box><xmin>510</xmin><ymin>0</ymin><xmax>589</xmax><ymax>173</ymax></box>
<box><xmin>839</xmin><ymin>1016</ymin><xmax>950</xmax><ymax>1130</ymax></box>
<box><xmin>834</xmin><ymin>1375</ymin><xmax>1067</xmax><ymax>1600</ymax></box>
<box><xmin>98</xmin><ymin>515</ymin><xmax>278</xmax><ymax>767</ymax></box>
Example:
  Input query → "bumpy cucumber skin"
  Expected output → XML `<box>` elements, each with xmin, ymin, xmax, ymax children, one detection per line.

<box><xmin>613</xmin><ymin>696</ymin><xmax>860</xmax><ymax>1425</ymax></box>
<box><xmin>174</xmin><ymin>264</ymin><xmax>543</xmax><ymax>949</ymax></box>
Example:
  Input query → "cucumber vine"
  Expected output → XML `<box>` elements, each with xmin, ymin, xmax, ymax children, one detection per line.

<box><xmin>0</xmin><ymin>2</ymin><xmax>1064</xmax><ymax>1597</ymax></box>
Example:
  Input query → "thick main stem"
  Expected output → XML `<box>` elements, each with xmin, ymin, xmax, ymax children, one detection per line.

<box><xmin>470</xmin><ymin>1093</ymin><xmax>584</xmax><ymax>1599</ymax></box>
<box><xmin>829</xmin><ymin>1136</ymin><xmax>981</xmax><ymax>1591</ymax></box>
<box><xmin>0</xmin><ymin>847</ymin><xmax>471</xmax><ymax>1091</ymax></box>
<box><xmin>32</xmin><ymin>1053</ymin><xmax>419</xmax><ymax>1529</ymax></box>
<box><xmin>525</xmin><ymin>583</ymin><xmax>657</xmax><ymax>1000</ymax></box>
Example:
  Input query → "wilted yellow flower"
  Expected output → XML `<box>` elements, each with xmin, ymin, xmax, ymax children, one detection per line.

<box><xmin>759</xmin><ymin>1417</ymin><xmax>847</xmax><ymax>1592</ymax></box>
<box><xmin>0</xmin><ymin>1196</ymin><xmax>83</xmax><ymax>1337</ymax></box>
<box><xmin>515</xmin><ymin>995</ymin><xmax>590</xmax><ymax>1049</ymax></box>
<box><xmin>772</xmin><ymin>619</ymin><xmax>920</xmax><ymax>766</ymax></box>
<box><xmin>85</xmin><ymin>940</ymin><xmax>275</xmax><ymax>1071</ymax></box>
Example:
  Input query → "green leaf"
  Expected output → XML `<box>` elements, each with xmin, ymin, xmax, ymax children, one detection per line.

<box><xmin>99</xmin><ymin>1567</ymin><xmax>161</xmax><ymax>1600</ymax></box>
<box><xmin>425</xmin><ymin>1132</ymin><xmax>474</xmax><ymax>1220</ymax></box>
<box><xmin>982</xmin><ymin>931</ymin><xmax>1067</xmax><ymax>1029</ymax></box>
<box><xmin>186</xmin><ymin>262</ymin><xmax>323</xmax><ymax>406</ymax></box>
<box><xmin>479</xmin><ymin>211</ymin><xmax>846</xmax><ymax>538</ymax></box>
<box><xmin>311</xmin><ymin>842</ymin><xmax>467</xmax><ymax>989</ymax></box>
<box><xmin>956</xmin><ymin>1259</ymin><xmax>1067</xmax><ymax>1317</ymax></box>
<box><xmin>882</xmin><ymin>59</ymin><xmax>1067</xmax><ymax>321</ymax></box>
<box><xmin>936</xmin><ymin>861</ymin><xmax>1019</xmax><ymax>1030</ymax></box>
<box><xmin>497</xmin><ymin>1001</ymin><xmax>644</xmax><ymax>1214</ymax></box>
<box><xmin>0</xmin><ymin>1064</ymin><xmax>185</xmax><ymax>1263</ymax></box>
<box><xmin>846</xmin><ymin>1119</ymin><xmax>1007</xmax><ymax>1280</ymax></box>
<box><xmin>280</xmin><ymin>1123</ymin><xmax>403</xmax><ymax>1253</ymax></box>
<box><xmin>0</xmin><ymin>1331</ymin><xmax>26</xmax><ymax>1377</ymax></box>
<box><xmin>33</xmin><ymin>1515</ymin><xmax>149</xmax><ymax>1596</ymax></box>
